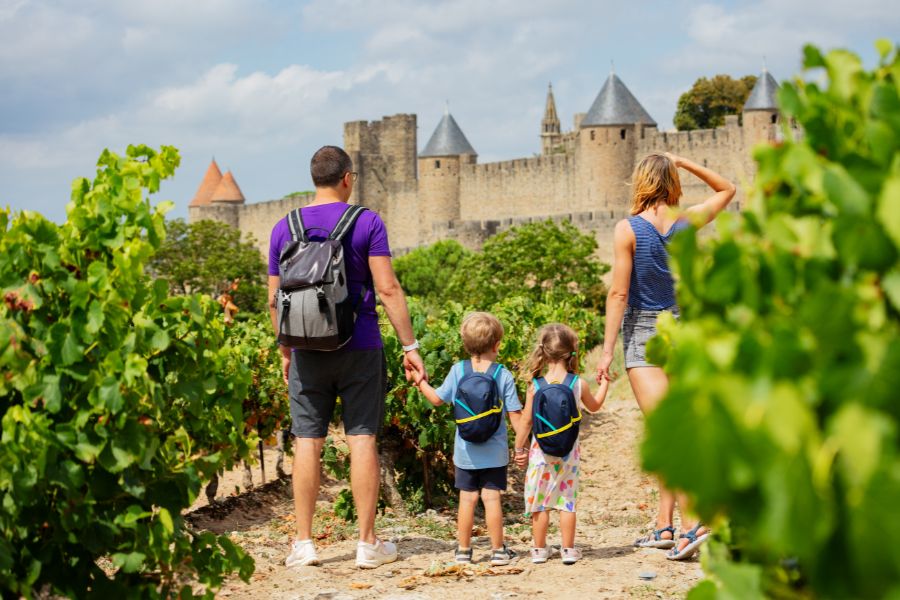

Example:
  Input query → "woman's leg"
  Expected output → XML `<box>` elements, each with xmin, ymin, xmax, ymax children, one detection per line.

<box><xmin>628</xmin><ymin>366</ymin><xmax>675</xmax><ymax>539</ymax></box>
<box><xmin>531</xmin><ymin>511</ymin><xmax>550</xmax><ymax>548</ymax></box>
<box><xmin>559</xmin><ymin>511</ymin><xmax>576</xmax><ymax>548</ymax></box>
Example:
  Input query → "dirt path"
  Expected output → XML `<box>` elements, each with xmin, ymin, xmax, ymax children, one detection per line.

<box><xmin>187</xmin><ymin>374</ymin><xmax>703</xmax><ymax>599</ymax></box>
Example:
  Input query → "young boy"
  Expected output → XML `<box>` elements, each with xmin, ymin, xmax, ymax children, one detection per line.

<box><xmin>416</xmin><ymin>312</ymin><xmax>522</xmax><ymax>565</ymax></box>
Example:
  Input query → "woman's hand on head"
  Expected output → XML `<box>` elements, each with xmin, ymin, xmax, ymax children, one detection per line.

<box><xmin>664</xmin><ymin>152</ymin><xmax>683</xmax><ymax>169</ymax></box>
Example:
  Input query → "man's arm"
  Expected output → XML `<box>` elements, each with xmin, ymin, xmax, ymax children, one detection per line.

<box><xmin>369</xmin><ymin>255</ymin><xmax>426</xmax><ymax>383</ymax></box>
<box><xmin>268</xmin><ymin>275</ymin><xmax>292</xmax><ymax>384</ymax></box>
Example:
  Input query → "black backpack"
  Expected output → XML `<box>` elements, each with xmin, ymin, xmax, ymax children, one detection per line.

<box><xmin>531</xmin><ymin>374</ymin><xmax>582</xmax><ymax>457</ymax></box>
<box><xmin>453</xmin><ymin>361</ymin><xmax>505</xmax><ymax>443</ymax></box>
<box><xmin>276</xmin><ymin>204</ymin><xmax>367</xmax><ymax>351</ymax></box>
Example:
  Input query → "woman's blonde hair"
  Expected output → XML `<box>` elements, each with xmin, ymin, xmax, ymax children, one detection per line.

<box><xmin>521</xmin><ymin>323</ymin><xmax>579</xmax><ymax>381</ymax></box>
<box><xmin>460</xmin><ymin>312</ymin><xmax>504</xmax><ymax>355</ymax></box>
<box><xmin>630</xmin><ymin>153</ymin><xmax>682</xmax><ymax>215</ymax></box>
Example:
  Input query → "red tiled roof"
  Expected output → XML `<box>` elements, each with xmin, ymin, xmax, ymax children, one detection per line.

<box><xmin>189</xmin><ymin>160</ymin><xmax>223</xmax><ymax>207</ymax></box>
<box><xmin>210</xmin><ymin>171</ymin><xmax>246</xmax><ymax>203</ymax></box>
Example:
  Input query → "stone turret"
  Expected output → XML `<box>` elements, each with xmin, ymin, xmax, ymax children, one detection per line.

<box><xmin>417</xmin><ymin>107</ymin><xmax>477</xmax><ymax>243</ymax></box>
<box><xmin>541</xmin><ymin>83</ymin><xmax>562</xmax><ymax>155</ymax></box>
<box><xmin>577</xmin><ymin>71</ymin><xmax>656</xmax><ymax>210</ymax></box>
<box><xmin>742</xmin><ymin>68</ymin><xmax>780</xmax><ymax>144</ymax></box>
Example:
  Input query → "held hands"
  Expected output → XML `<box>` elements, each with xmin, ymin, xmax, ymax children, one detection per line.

<box><xmin>403</xmin><ymin>349</ymin><xmax>428</xmax><ymax>386</ymax></box>
<box><xmin>514</xmin><ymin>447</ymin><xmax>528</xmax><ymax>468</ymax></box>
<box><xmin>596</xmin><ymin>350</ymin><xmax>617</xmax><ymax>385</ymax></box>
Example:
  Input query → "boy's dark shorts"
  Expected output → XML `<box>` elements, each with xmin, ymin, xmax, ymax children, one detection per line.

<box><xmin>288</xmin><ymin>349</ymin><xmax>387</xmax><ymax>438</ymax></box>
<box><xmin>455</xmin><ymin>465</ymin><xmax>508</xmax><ymax>492</ymax></box>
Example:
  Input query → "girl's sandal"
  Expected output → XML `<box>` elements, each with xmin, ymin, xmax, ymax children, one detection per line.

<box><xmin>633</xmin><ymin>525</ymin><xmax>676</xmax><ymax>549</ymax></box>
<box><xmin>666</xmin><ymin>523</ymin><xmax>710</xmax><ymax>561</ymax></box>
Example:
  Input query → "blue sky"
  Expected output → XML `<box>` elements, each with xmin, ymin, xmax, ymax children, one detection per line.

<box><xmin>0</xmin><ymin>0</ymin><xmax>896</xmax><ymax>222</ymax></box>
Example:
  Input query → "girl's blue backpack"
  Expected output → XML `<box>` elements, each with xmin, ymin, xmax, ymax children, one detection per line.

<box><xmin>453</xmin><ymin>361</ymin><xmax>504</xmax><ymax>443</ymax></box>
<box><xmin>532</xmin><ymin>374</ymin><xmax>582</xmax><ymax>457</ymax></box>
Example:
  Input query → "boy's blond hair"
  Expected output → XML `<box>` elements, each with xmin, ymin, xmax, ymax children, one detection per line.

<box><xmin>460</xmin><ymin>312</ymin><xmax>504</xmax><ymax>356</ymax></box>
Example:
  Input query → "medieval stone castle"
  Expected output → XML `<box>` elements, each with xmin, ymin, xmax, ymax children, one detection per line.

<box><xmin>188</xmin><ymin>70</ymin><xmax>781</xmax><ymax>262</ymax></box>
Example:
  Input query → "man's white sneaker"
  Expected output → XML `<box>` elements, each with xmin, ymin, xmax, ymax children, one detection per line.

<box><xmin>356</xmin><ymin>539</ymin><xmax>398</xmax><ymax>569</ymax></box>
<box><xmin>285</xmin><ymin>539</ymin><xmax>319</xmax><ymax>568</ymax></box>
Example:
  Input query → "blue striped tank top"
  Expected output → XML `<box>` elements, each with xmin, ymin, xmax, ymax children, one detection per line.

<box><xmin>628</xmin><ymin>215</ymin><xmax>689</xmax><ymax>310</ymax></box>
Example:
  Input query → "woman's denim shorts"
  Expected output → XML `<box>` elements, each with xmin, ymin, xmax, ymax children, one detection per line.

<box><xmin>621</xmin><ymin>305</ymin><xmax>679</xmax><ymax>369</ymax></box>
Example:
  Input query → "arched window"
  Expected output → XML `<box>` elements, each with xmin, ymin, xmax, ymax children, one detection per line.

<box><xmin>590</xmin><ymin>130</ymin><xmax>595</xmax><ymax>141</ymax></box>
<box><xmin>620</xmin><ymin>129</ymin><xmax>626</xmax><ymax>140</ymax></box>
<box><xmin>435</xmin><ymin>160</ymin><xmax>440</xmax><ymax>168</ymax></box>
<box><xmin>771</xmin><ymin>114</ymin><xmax>777</xmax><ymax>124</ymax></box>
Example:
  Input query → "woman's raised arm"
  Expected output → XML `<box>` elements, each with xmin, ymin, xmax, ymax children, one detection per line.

<box><xmin>667</xmin><ymin>153</ymin><xmax>737</xmax><ymax>226</ymax></box>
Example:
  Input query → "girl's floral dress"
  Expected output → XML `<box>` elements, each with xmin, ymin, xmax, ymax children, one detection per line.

<box><xmin>523</xmin><ymin>381</ymin><xmax>581</xmax><ymax>515</ymax></box>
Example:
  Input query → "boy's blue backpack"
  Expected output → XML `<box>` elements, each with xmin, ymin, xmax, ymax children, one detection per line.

<box><xmin>532</xmin><ymin>374</ymin><xmax>582</xmax><ymax>457</ymax></box>
<box><xmin>453</xmin><ymin>361</ymin><xmax>505</xmax><ymax>443</ymax></box>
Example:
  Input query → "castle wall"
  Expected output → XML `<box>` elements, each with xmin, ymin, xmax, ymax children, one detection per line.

<box><xmin>457</xmin><ymin>153</ymin><xmax>576</xmax><ymax>222</ymax></box>
<box><xmin>435</xmin><ymin>208</ymin><xmax>630</xmax><ymax>266</ymax></box>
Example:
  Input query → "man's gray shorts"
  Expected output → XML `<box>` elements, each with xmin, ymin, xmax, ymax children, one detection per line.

<box><xmin>288</xmin><ymin>349</ymin><xmax>387</xmax><ymax>438</ymax></box>
<box><xmin>621</xmin><ymin>306</ymin><xmax>679</xmax><ymax>369</ymax></box>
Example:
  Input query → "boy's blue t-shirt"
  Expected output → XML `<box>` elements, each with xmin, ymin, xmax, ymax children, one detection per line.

<box><xmin>435</xmin><ymin>362</ymin><xmax>522</xmax><ymax>470</ymax></box>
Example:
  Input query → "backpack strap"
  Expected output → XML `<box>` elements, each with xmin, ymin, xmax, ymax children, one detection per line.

<box><xmin>328</xmin><ymin>205</ymin><xmax>368</xmax><ymax>241</ymax></box>
<box><xmin>287</xmin><ymin>208</ymin><xmax>308</xmax><ymax>243</ymax></box>
<box><xmin>563</xmin><ymin>373</ymin><xmax>579</xmax><ymax>390</ymax></box>
<box><xmin>462</xmin><ymin>360</ymin><xmax>474</xmax><ymax>377</ymax></box>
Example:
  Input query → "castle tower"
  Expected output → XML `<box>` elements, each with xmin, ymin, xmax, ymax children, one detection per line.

<box><xmin>742</xmin><ymin>68</ymin><xmax>780</xmax><ymax>145</ymax></box>
<box><xmin>577</xmin><ymin>71</ymin><xmax>656</xmax><ymax>210</ymax></box>
<box><xmin>188</xmin><ymin>162</ymin><xmax>245</xmax><ymax>229</ymax></box>
<box><xmin>418</xmin><ymin>107</ymin><xmax>477</xmax><ymax>243</ymax></box>
<box><xmin>344</xmin><ymin>114</ymin><xmax>417</xmax><ymax>217</ymax></box>
<box><xmin>541</xmin><ymin>83</ymin><xmax>562</xmax><ymax>155</ymax></box>
<box><xmin>189</xmin><ymin>159</ymin><xmax>223</xmax><ymax>208</ymax></box>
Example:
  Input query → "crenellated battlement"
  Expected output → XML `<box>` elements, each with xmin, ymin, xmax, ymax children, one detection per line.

<box><xmin>190</xmin><ymin>72</ymin><xmax>784</xmax><ymax>264</ymax></box>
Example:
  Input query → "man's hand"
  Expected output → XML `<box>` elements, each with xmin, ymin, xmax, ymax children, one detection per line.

<box><xmin>403</xmin><ymin>349</ymin><xmax>427</xmax><ymax>385</ymax></box>
<box><xmin>280</xmin><ymin>345</ymin><xmax>292</xmax><ymax>386</ymax></box>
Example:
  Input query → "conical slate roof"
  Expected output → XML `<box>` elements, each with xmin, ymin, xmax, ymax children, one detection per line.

<box><xmin>581</xmin><ymin>73</ymin><xmax>656</xmax><ymax>127</ymax></box>
<box><xmin>743</xmin><ymin>69</ymin><xmax>779</xmax><ymax>111</ymax></box>
<box><xmin>210</xmin><ymin>171</ymin><xmax>246</xmax><ymax>203</ymax></box>
<box><xmin>190</xmin><ymin>159</ymin><xmax>223</xmax><ymax>206</ymax></box>
<box><xmin>420</xmin><ymin>110</ymin><xmax>477</xmax><ymax>157</ymax></box>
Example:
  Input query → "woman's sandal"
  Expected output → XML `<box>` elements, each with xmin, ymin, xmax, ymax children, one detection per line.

<box><xmin>633</xmin><ymin>525</ymin><xmax>676</xmax><ymax>549</ymax></box>
<box><xmin>666</xmin><ymin>523</ymin><xmax>710</xmax><ymax>561</ymax></box>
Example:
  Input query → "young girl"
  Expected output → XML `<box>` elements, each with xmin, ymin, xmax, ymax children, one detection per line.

<box><xmin>514</xmin><ymin>323</ymin><xmax>608</xmax><ymax>564</ymax></box>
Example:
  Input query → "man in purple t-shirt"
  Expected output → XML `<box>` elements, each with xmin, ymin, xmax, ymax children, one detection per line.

<box><xmin>268</xmin><ymin>146</ymin><xmax>426</xmax><ymax>570</ymax></box>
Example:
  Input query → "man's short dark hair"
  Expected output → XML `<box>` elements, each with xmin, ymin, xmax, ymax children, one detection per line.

<box><xmin>311</xmin><ymin>146</ymin><xmax>353</xmax><ymax>187</ymax></box>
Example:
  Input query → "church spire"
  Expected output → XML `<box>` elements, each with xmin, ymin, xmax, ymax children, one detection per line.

<box><xmin>542</xmin><ymin>83</ymin><xmax>560</xmax><ymax>130</ymax></box>
<box><xmin>541</xmin><ymin>83</ymin><xmax>559</xmax><ymax>135</ymax></box>
<box><xmin>541</xmin><ymin>83</ymin><xmax>562</xmax><ymax>155</ymax></box>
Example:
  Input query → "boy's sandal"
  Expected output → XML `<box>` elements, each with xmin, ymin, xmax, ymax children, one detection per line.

<box><xmin>666</xmin><ymin>523</ymin><xmax>710</xmax><ymax>561</ymax></box>
<box><xmin>634</xmin><ymin>525</ymin><xmax>676</xmax><ymax>549</ymax></box>
<box><xmin>455</xmin><ymin>547</ymin><xmax>473</xmax><ymax>564</ymax></box>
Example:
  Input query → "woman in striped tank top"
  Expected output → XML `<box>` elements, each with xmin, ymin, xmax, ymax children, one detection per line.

<box><xmin>596</xmin><ymin>152</ymin><xmax>736</xmax><ymax>560</ymax></box>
